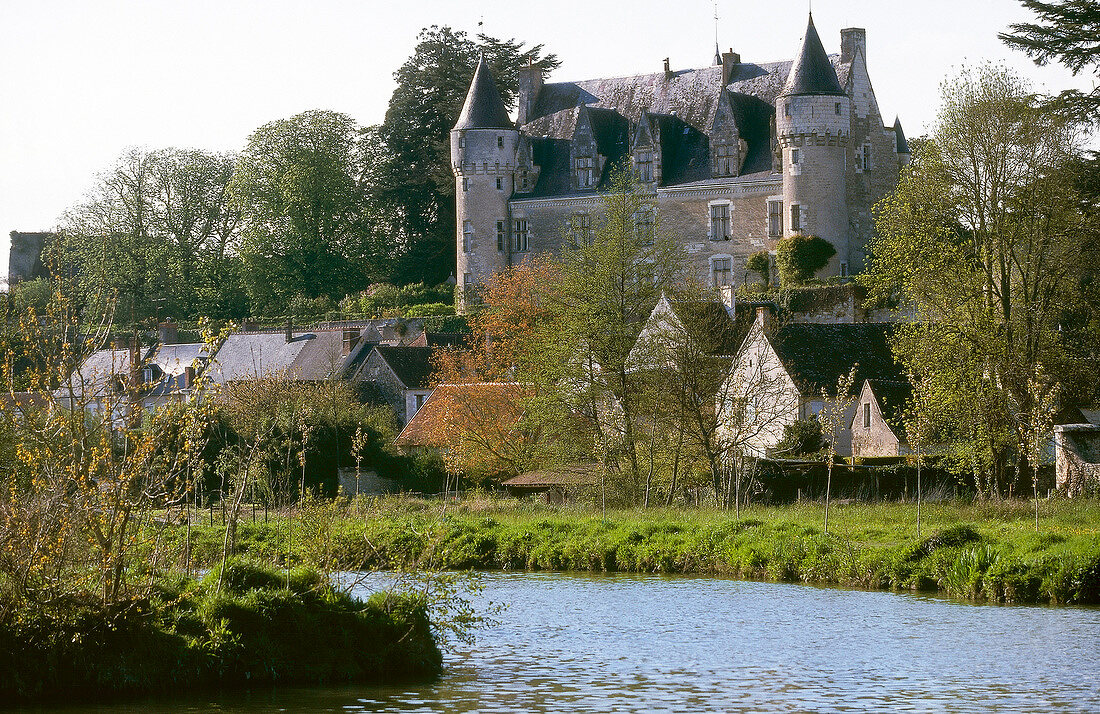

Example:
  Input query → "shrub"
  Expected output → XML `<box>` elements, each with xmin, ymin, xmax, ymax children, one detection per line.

<box><xmin>773</xmin><ymin>419</ymin><xmax>825</xmax><ymax>457</ymax></box>
<box><xmin>746</xmin><ymin>251</ymin><xmax>771</xmax><ymax>286</ymax></box>
<box><xmin>776</xmin><ymin>234</ymin><xmax>836</xmax><ymax>285</ymax></box>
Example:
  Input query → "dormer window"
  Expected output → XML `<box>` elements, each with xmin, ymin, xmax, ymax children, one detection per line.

<box><xmin>715</xmin><ymin>143</ymin><xmax>737</xmax><ymax>177</ymax></box>
<box><xmin>576</xmin><ymin>156</ymin><xmax>595</xmax><ymax>188</ymax></box>
<box><xmin>636</xmin><ymin>151</ymin><xmax>654</xmax><ymax>182</ymax></box>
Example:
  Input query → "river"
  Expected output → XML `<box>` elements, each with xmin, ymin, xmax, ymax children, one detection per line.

<box><xmin>22</xmin><ymin>573</ymin><xmax>1100</xmax><ymax>713</ymax></box>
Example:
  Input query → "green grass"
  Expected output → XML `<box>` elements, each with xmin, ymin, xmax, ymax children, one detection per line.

<box><xmin>160</xmin><ymin>497</ymin><xmax>1100</xmax><ymax>606</ymax></box>
<box><xmin>0</xmin><ymin>560</ymin><xmax>441</xmax><ymax>704</ymax></box>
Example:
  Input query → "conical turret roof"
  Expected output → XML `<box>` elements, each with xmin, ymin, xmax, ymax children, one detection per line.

<box><xmin>893</xmin><ymin>116</ymin><xmax>911</xmax><ymax>154</ymax></box>
<box><xmin>780</xmin><ymin>14</ymin><xmax>846</xmax><ymax>98</ymax></box>
<box><xmin>453</xmin><ymin>55</ymin><xmax>513</xmax><ymax>131</ymax></box>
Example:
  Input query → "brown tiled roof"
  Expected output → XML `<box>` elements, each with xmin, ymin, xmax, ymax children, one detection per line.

<box><xmin>395</xmin><ymin>382</ymin><xmax>527</xmax><ymax>448</ymax></box>
<box><xmin>503</xmin><ymin>463</ymin><xmax>601</xmax><ymax>488</ymax></box>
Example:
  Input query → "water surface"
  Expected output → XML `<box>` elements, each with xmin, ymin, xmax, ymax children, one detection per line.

<box><xmin>23</xmin><ymin>573</ymin><xmax>1100</xmax><ymax>713</ymax></box>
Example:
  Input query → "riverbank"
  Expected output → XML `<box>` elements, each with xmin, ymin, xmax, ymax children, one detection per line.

<box><xmin>164</xmin><ymin>498</ymin><xmax>1100</xmax><ymax>605</ymax></box>
<box><xmin>0</xmin><ymin>561</ymin><xmax>441</xmax><ymax>705</ymax></box>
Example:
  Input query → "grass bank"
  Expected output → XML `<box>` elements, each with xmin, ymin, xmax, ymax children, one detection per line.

<box><xmin>0</xmin><ymin>561</ymin><xmax>441</xmax><ymax>705</ymax></box>
<box><xmin>165</xmin><ymin>497</ymin><xmax>1100</xmax><ymax>606</ymax></box>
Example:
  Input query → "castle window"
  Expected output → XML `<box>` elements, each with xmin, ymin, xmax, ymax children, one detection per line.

<box><xmin>709</xmin><ymin>203</ymin><xmax>731</xmax><ymax>241</ymax></box>
<box><xmin>570</xmin><ymin>213</ymin><xmax>593</xmax><ymax>246</ymax></box>
<box><xmin>636</xmin><ymin>151</ymin><xmax>654</xmax><ymax>182</ymax></box>
<box><xmin>789</xmin><ymin>148</ymin><xmax>802</xmax><ymax>176</ymax></box>
<box><xmin>463</xmin><ymin>272</ymin><xmax>472</xmax><ymax>287</ymax></box>
<box><xmin>785</xmin><ymin>103</ymin><xmax>791</xmax><ymax>117</ymax></box>
<box><xmin>522</xmin><ymin>174</ymin><xmax>529</xmax><ymax>190</ymax></box>
<box><xmin>634</xmin><ymin>207</ymin><xmax>655</xmax><ymax>246</ymax></box>
<box><xmin>790</xmin><ymin>203</ymin><xmax>802</xmax><ymax>232</ymax></box>
<box><xmin>711</xmin><ymin>256</ymin><xmax>733</xmax><ymax>287</ymax></box>
<box><xmin>514</xmin><ymin>219</ymin><xmax>529</xmax><ymax>252</ymax></box>
<box><xmin>863</xmin><ymin>143</ymin><xmax>872</xmax><ymax>171</ymax></box>
<box><xmin>863</xmin><ymin>403</ymin><xmax>871</xmax><ymax>429</ymax></box>
<box><xmin>715</xmin><ymin>143</ymin><xmax>736</xmax><ymax>177</ymax></box>
<box><xmin>576</xmin><ymin>156</ymin><xmax>595</xmax><ymax>188</ymax></box>
<box><xmin>462</xmin><ymin>177</ymin><xmax>468</xmax><ymax>192</ymax></box>
<box><xmin>462</xmin><ymin>221</ymin><xmax>473</xmax><ymax>253</ymax></box>
<box><xmin>459</xmin><ymin>134</ymin><xmax>466</xmax><ymax>148</ymax></box>
<box><xmin>496</xmin><ymin>221</ymin><xmax>505</xmax><ymax>252</ymax></box>
<box><xmin>840</xmin><ymin>261</ymin><xmax>849</xmax><ymax>277</ymax></box>
<box><xmin>496</xmin><ymin>177</ymin><xmax>503</xmax><ymax>190</ymax></box>
<box><xmin>768</xmin><ymin>200</ymin><xmax>783</xmax><ymax>237</ymax></box>
<box><xmin>835</xmin><ymin>102</ymin><xmax>842</xmax><ymax>115</ymax></box>
<box><xmin>497</xmin><ymin>136</ymin><xmax>504</xmax><ymax>148</ymax></box>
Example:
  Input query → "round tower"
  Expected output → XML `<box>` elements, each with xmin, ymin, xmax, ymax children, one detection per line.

<box><xmin>776</xmin><ymin>14</ymin><xmax>851</xmax><ymax>277</ymax></box>
<box><xmin>451</xmin><ymin>56</ymin><xmax>518</xmax><ymax>311</ymax></box>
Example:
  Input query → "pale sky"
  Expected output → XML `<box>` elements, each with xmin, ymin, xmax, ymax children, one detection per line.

<box><xmin>2</xmin><ymin>0</ymin><xmax>1095</xmax><ymax>281</ymax></box>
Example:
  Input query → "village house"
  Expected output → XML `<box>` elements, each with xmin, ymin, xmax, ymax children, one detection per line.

<box><xmin>452</xmin><ymin>13</ymin><xmax>909</xmax><ymax>309</ymax></box>
<box><xmin>720</xmin><ymin>308</ymin><xmax>901</xmax><ymax>457</ymax></box>
<box><xmin>849</xmin><ymin>378</ymin><xmax>913</xmax><ymax>459</ymax></box>
<box><xmin>627</xmin><ymin>287</ymin><xmax>752</xmax><ymax>370</ymax></box>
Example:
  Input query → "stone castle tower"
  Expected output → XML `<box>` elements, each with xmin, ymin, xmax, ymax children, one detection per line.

<box><xmin>451</xmin><ymin>13</ymin><xmax>910</xmax><ymax>310</ymax></box>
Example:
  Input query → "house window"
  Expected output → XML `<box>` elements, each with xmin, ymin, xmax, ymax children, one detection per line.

<box><xmin>863</xmin><ymin>403</ymin><xmax>871</xmax><ymax>428</ymax></box>
<box><xmin>462</xmin><ymin>221</ymin><xmax>472</xmax><ymax>252</ymax></box>
<box><xmin>768</xmin><ymin>200</ymin><xmax>783</xmax><ymax>237</ymax></box>
<box><xmin>840</xmin><ymin>261</ymin><xmax>849</xmax><ymax>277</ymax></box>
<box><xmin>576</xmin><ymin>156</ymin><xmax>595</xmax><ymax>187</ymax></box>
<box><xmin>715</xmin><ymin>143</ymin><xmax>736</xmax><ymax>176</ymax></box>
<box><xmin>790</xmin><ymin>203</ymin><xmax>802</xmax><ymax>232</ymax></box>
<box><xmin>807</xmin><ymin>400</ymin><xmax>825</xmax><ymax>419</ymax></box>
<box><xmin>496</xmin><ymin>177</ymin><xmax>503</xmax><ymax>190</ymax></box>
<box><xmin>496</xmin><ymin>220</ymin><xmax>505</xmax><ymax>252</ymax></box>
<box><xmin>712</xmin><ymin>256</ymin><xmax>733</xmax><ymax>287</ymax></box>
<box><xmin>463</xmin><ymin>272</ymin><xmax>472</xmax><ymax>286</ymax></box>
<box><xmin>415</xmin><ymin>393</ymin><xmax>427</xmax><ymax>413</ymax></box>
<box><xmin>634</xmin><ymin>208</ymin><xmax>655</xmax><ymax>245</ymax></box>
<box><xmin>462</xmin><ymin>177</ymin><xmax>468</xmax><ymax>192</ymax></box>
<box><xmin>514</xmin><ymin>219</ymin><xmax>529</xmax><ymax>252</ymax></box>
<box><xmin>636</xmin><ymin>151</ymin><xmax>654</xmax><ymax>182</ymax></box>
<box><xmin>710</xmin><ymin>203</ymin><xmax>731</xmax><ymax>241</ymax></box>
<box><xmin>497</xmin><ymin>136</ymin><xmax>504</xmax><ymax>148</ymax></box>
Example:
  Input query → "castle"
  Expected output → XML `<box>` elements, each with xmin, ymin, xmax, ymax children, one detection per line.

<box><xmin>451</xmin><ymin>14</ymin><xmax>909</xmax><ymax>308</ymax></box>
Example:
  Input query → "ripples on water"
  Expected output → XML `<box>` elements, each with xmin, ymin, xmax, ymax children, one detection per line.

<box><xmin>22</xmin><ymin>573</ymin><xmax>1100</xmax><ymax>713</ymax></box>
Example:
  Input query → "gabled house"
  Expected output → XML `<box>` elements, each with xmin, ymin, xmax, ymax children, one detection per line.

<box><xmin>356</xmin><ymin>346</ymin><xmax>437</xmax><ymax>425</ymax></box>
<box><xmin>721</xmin><ymin>308</ymin><xmax>901</xmax><ymax>457</ymax></box>
<box><xmin>850</xmin><ymin>378</ymin><xmax>913</xmax><ymax>459</ymax></box>
<box><xmin>628</xmin><ymin>292</ymin><xmax>750</xmax><ymax>370</ymax></box>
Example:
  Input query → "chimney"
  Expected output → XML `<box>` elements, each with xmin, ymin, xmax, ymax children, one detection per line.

<box><xmin>241</xmin><ymin>318</ymin><xmax>257</xmax><ymax>332</ymax></box>
<box><xmin>517</xmin><ymin>60</ymin><xmax>544</xmax><ymax>125</ymax></box>
<box><xmin>840</xmin><ymin>28</ymin><xmax>866</xmax><ymax>64</ymax></box>
<box><xmin>183</xmin><ymin>365</ymin><xmax>195</xmax><ymax>390</ymax></box>
<box><xmin>755</xmin><ymin>305</ymin><xmax>776</xmax><ymax>333</ymax></box>
<box><xmin>721</xmin><ymin>49</ymin><xmax>740</xmax><ymax>87</ymax></box>
<box><xmin>342</xmin><ymin>328</ymin><xmax>361</xmax><ymax>355</ymax></box>
<box><xmin>157</xmin><ymin>318</ymin><xmax>178</xmax><ymax>345</ymax></box>
<box><xmin>718</xmin><ymin>285</ymin><xmax>736</xmax><ymax>318</ymax></box>
<box><xmin>285</xmin><ymin>318</ymin><xmax>293</xmax><ymax>344</ymax></box>
<box><xmin>663</xmin><ymin>57</ymin><xmax>673</xmax><ymax>80</ymax></box>
<box><xmin>129</xmin><ymin>336</ymin><xmax>141</xmax><ymax>390</ymax></box>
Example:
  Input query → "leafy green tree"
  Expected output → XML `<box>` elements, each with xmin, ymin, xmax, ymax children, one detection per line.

<box><xmin>378</xmin><ymin>27</ymin><xmax>559</xmax><ymax>285</ymax></box>
<box><xmin>773</xmin><ymin>419</ymin><xmax>825</xmax><ymax>457</ymax></box>
<box><xmin>1001</xmin><ymin>0</ymin><xmax>1100</xmax><ymax>124</ymax></box>
<box><xmin>864</xmin><ymin>65</ymin><xmax>1091</xmax><ymax>495</ymax></box>
<box><xmin>231</xmin><ymin>110</ymin><xmax>390</xmax><ymax>314</ymax></box>
<box><xmin>775</xmin><ymin>234</ymin><xmax>836</xmax><ymax>286</ymax></box>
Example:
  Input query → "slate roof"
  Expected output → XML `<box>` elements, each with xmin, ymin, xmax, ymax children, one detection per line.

<box><xmin>146</xmin><ymin>343</ymin><xmax>209</xmax><ymax>396</ymax></box>
<box><xmin>208</xmin><ymin>330</ymin><xmax>369</xmax><ymax>384</ymax></box>
<box><xmin>780</xmin><ymin>14</ymin><xmax>847</xmax><ymax>97</ymax></box>
<box><xmin>770</xmin><ymin>323</ymin><xmax>901</xmax><ymax>396</ymax></box>
<box><xmin>453</xmin><ymin>55</ymin><xmax>513</xmax><ymax>131</ymax></box>
<box><xmin>893</xmin><ymin>117</ymin><xmax>911</xmax><ymax>155</ymax></box>
<box><xmin>60</xmin><ymin>348</ymin><xmax>147</xmax><ymax>399</ymax></box>
<box><xmin>519</xmin><ymin>35</ymin><xmax>852</xmax><ymax>194</ymax></box>
<box><xmin>372</xmin><ymin>345</ymin><xmax>436</xmax><ymax>390</ymax></box>
<box><xmin>667</xmin><ymin>299</ymin><xmax>752</xmax><ymax>357</ymax></box>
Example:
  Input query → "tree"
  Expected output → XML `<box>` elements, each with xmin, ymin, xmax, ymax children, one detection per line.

<box><xmin>864</xmin><ymin>64</ymin><xmax>1091</xmax><ymax>495</ymax></box>
<box><xmin>1001</xmin><ymin>0</ymin><xmax>1100</xmax><ymax>124</ymax></box>
<box><xmin>776</xmin><ymin>234</ymin><xmax>836</xmax><ymax>286</ymax></box>
<box><xmin>231</xmin><ymin>110</ymin><xmax>389</xmax><ymax>313</ymax></box>
<box><xmin>378</xmin><ymin>27</ymin><xmax>559</xmax><ymax>285</ymax></box>
<box><xmin>818</xmin><ymin>367</ymin><xmax>857</xmax><ymax>534</ymax></box>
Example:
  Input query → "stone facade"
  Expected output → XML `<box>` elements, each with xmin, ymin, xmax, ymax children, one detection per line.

<box><xmin>452</xmin><ymin>15</ymin><xmax>907</xmax><ymax>309</ymax></box>
<box><xmin>1054</xmin><ymin>424</ymin><xmax>1100</xmax><ymax>496</ymax></box>
<box><xmin>850</xmin><ymin>380</ymin><xmax>906</xmax><ymax>459</ymax></box>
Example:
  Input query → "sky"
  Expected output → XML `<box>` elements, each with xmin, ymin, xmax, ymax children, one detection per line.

<box><xmin>2</xmin><ymin>0</ymin><xmax>1095</xmax><ymax>281</ymax></box>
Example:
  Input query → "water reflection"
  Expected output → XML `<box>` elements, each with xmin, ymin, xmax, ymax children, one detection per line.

<box><xmin>17</xmin><ymin>573</ymin><xmax>1100</xmax><ymax>713</ymax></box>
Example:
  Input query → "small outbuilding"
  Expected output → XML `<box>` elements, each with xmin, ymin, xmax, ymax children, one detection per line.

<box><xmin>502</xmin><ymin>464</ymin><xmax>602</xmax><ymax>504</ymax></box>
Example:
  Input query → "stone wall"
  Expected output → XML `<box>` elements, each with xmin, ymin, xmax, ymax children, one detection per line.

<box><xmin>1054</xmin><ymin>424</ymin><xmax>1100</xmax><ymax>496</ymax></box>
